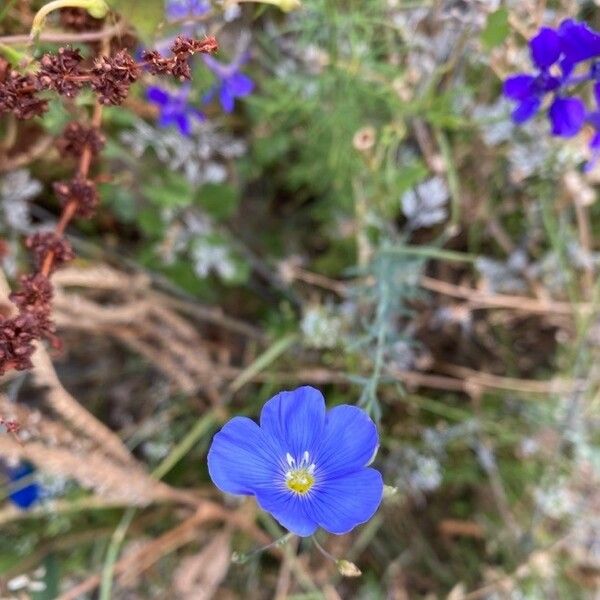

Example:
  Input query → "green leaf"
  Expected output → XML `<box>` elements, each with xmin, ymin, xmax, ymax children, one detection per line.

<box><xmin>158</xmin><ymin>260</ymin><xmax>213</xmax><ymax>296</ymax></box>
<box><xmin>41</xmin><ymin>98</ymin><xmax>72</xmax><ymax>135</ymax></box>
<box><xmin>481</xmin><ymin>8</ymin><xmax>510</xmax><ymax>50</ymax></box>
<box><xmin>98</xmin><ymin>183</ymin><xmax>137</xmax><ymax>222</ymax></box>
<box><xmin>102</xmin><ymin>104</ymin><xmax>139</xmax><ymax>128</ymax></box>
<box><xmin>31</xmin><ymin>554</ymin><xmax>60</xmax><ymax>600</ymax></box>
<box><xmin>195</xmin><ymin>183</ymin><xmax>240</xmax><ymax>220</ymax></box>
<box><xmin>142</xmin><ymin>171</ymin><xmax>194</xmax><ymax>208</ymax></box>
<box><xmin>138</xmin><ymin>207</ymin><xmax>164</xmax><ymax>236</ymax></box>
<box><xmin>393</xmin><ymin>161</ymin><xmax>428</xmax><ymax>197</ymax></box>
<box><xmin>107</xmin><ymin>0</ymin><xmax>165</xmax><ymax>42</ymax></box>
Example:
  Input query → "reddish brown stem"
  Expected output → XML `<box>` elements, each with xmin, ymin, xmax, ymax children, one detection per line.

<box><xmin>40</xmin><ymin>102</ymin><xmax>103</xmax><ymax>278</ymax></box>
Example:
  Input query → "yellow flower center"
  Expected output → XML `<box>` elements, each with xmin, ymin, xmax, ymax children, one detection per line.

<box><xmin>286</xmin><ymin>469</ymin><xmax>315</xmax><ymax>494</ymax></box>
<box><xmin>284</xmin><ymin>451</ymin><xmax>316</xmax><ymax>495</ymax></box>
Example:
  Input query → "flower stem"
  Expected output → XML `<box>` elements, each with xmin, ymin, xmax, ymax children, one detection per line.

<box><xmin>312</xmin><ymin>536</ymin><xmax>362</xmax><ymax>577</ymax></box>
<box><xmin>30</xmin><ymin>0</ymin><xmax>109</xmax><ymax>41</ymax></box>
<box><xmin>311</xmin><ymin>535</ymin><xmax>336</xmax><ymax>562</ymax></box>
<box><xmin>232</xmin><ymin>532</ymin><xmax>295</xmax><ymax>564</ymax></box>
<box><xmin>231</xmin><ymin>0</ymin><xmax>301</xmax><ymax>13</ymax></box>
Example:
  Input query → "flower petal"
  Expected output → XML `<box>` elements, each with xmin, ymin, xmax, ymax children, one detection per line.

<box><xmin>588</xmin><ymin>107</ymin><xmax>600</xmax><ymax>129</ymax></box>
<box><xmin>549</xmin><ymin>96</ymin><xmax>585</xmax><ymax>137</ymax></box>
<box><xmin>538</xmin><ymin>73</ymin><xmax>561</xmax><ymax>93</ymax></box>
<box><xmin>503</xmin><ymin>75</ymin><xmax>535</xmax><ymax>101</ymax></box>
<box><xmin>559</xmin><ymin>19</ymin><xmax>600</xmax><ymax>66</ymax></box>
<box><xmin>316</xmin><ymin>405</ymin><xmax>378</xmax><ymax>478</ymax></box>
<box><xmin>219</xmin><ymin>85</ymin><xmax>235</xmax><ymax>113</ymax></box>
<box><xmin>584</xmin><ymin>131</ymin><xmax>600</xmax><ymax>172</ymax></box>
<box><xmin>227</xmin><ymin>73</ymin><xmax>254</xmax><ymax>97</ymax></box>
<box><xmin>255</xmin><ymin>487</ymin><xmax>318</xmax><ymax>536</ymax></box>
<box><xmin>511</xmin><ymin>96</ymin><xmax>541</xmax><ymax>124</ymax></box>
<box><xmin>203</xmin><ymin>54</ymin><xmax>227</xmax><ymax>78</ymax></box>
<box><xmin>192</xmin><ymin>1</ymin><xmax>210</xmax><ymax>17</ymax></box>
<box><xmin>7</xmin><ymin>464</ymin><xmax>40</xmax><ymax>510</ymax></box>
<box><xmin>530</xmin><ymin>27</ymin><xmax>561</xmax><ymax>70</ymax></box>
<box><xmin>191</xmin><ymin>107</ymin><xmax>206</xmax><ymax>122</ymax></box>
<box><xmin>594</xmin><ymin>81</ymin><xmax>600</xmax><ymax>108</ymax></box>
<box><xmin>260</xmin><ymin>386</ymin><xmax>326</xmax><ymax>459</ymax></box>
<box><xmin>158</xmin><ymin>111</ymin><xmax>176</xmax><ymax>128</ymax></box>
<box><xmin>306</xmin><ymin>468</ymin><xmax>383</xmax><ymax>535</ymax></box>
<box><xmin>146</xmin><ymin>86</ymin><xmax>170</xmax><ymax>106</ymax></box>
<box><xmin>175</xmin><ymin>112</ymin><xmax>192</xmax><ymax>136</ymax></box>
<box><xmin>207</xmin><ymin>416</ymin><xmax>280</xmax><ymax>495</ymax></box>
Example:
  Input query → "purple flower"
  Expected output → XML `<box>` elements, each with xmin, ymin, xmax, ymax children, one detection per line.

<box><xmin>207</xmin><ymin>386</ymin><xmax>383</xmax><ymax>536</ymax></box>
<box><xmin>203</xmin><ymin>54</ymin><xmax>254</xmax><ymax>113</ymax></box>
<box><xmin>558</xmin><ymin>19</ymin><xmax>600</xmax><ymax>76</ymax></box>
<box><xmin>548</xmin><ymin>96</ymin><xmax>586</xmax><ymax>136</ymax></box>
<box><xmin>166</xmin><ymin>0</ymin><xmax>210</xmax><ymax>22</ymax></box>
<box><xmin>503</xmin><ymin>22</ymin><xmax>593</xmax><ymax>137</ymax></box>
<box><xmin>530</xmin><ymin>26</ymin><xmax>562</xmax><ymax>70</ymax></box>
<box><xmin>503</xmin><ymin>72</ymin><xmax>561</xmax><ymax>124</ymax></box>
<box><xmin>147</xmin><ymin>84</ymin><xmax>204</xmax><ymax>135</ymax></box>
<box><xmin>6</xmin><ymin>462</ymin><xmax>41</xmax><ymax>510</ymax></box>
<box><xmin>503</xmin><ymin>27</ymin><xmax>563</xmax><ymax>125</ymax></box>
<box><xmin>583</xmin><ymin>83</ymin><xmax>600</xmax><ymax>171</ymax></box>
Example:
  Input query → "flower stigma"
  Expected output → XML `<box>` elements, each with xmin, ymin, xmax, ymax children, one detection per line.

<box><xmin>285</xmin><ymin>451</ymin><xmax>316</xmax><ymax>494</ymax></box>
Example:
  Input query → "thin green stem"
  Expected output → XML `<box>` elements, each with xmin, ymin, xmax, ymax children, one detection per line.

<box><xmin>98</xmin><ymin>507</ymin><xmax>135</xmax><ymax>600</ymax></box>
<box><xmin>232</xmin><ymin>532</ymin><xmax>295</xmax><ymax>564</ymax></box>
<box><xmin>151</xmin><ymin>412</ymin><xmax>217</xmax><ymax>481</ymax></box>
<box><xmin>30</xmin><ymin>0</ymin><xmax>109</xmax><ymax>40</ymax></box>
<box><xmin>229</xmin><ymin>333</ymin><xmax>298</xmax><ymax>393</ymax></box>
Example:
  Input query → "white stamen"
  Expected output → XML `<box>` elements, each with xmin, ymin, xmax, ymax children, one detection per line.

<box><xmin>286</xmin><ymin>452</ymin><xmax>295</xmax><ymax>467</ymax></box>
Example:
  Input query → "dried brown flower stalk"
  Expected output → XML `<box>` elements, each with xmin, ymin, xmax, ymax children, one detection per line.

<box><xmin>0</xmin><ymin>35</ymin><xmax>218</xmax><ymax>377</ymax></box>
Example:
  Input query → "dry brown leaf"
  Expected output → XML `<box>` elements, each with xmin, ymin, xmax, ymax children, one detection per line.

<box><xmin>174</xmin><ymin>531</ymin><xmax>232</xmax><ymax>600</ymax></box>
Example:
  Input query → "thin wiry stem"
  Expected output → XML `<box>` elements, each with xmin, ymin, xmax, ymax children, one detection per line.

<box><xmin>0</xmin><ymin>22</ymin><xmax>124</xmax><ymax>45</ymax></box>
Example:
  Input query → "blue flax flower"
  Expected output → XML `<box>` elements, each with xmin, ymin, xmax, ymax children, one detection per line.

<box><xmin>166</xmin><ymin>0</ymin><xmax>210</xmax><ymax>21</ymax></box>
<box><xmin>203</xmin><ymin>53</ymin><xmax>254</xmax><ymax>113</ymax></box>
<box><xmin>147</xmin><ymin>84</ymin><xmax>204</xmax><ymax>136</ymax></box>
<box><xmin>6</xmin><ymin>462</ymin><xmax>41</xmax><ymax>510</ymax></box>
<box><xmin>208</xmin><ymin>386</ymin><xmax>383</xmax><ymax>536</ymax></box>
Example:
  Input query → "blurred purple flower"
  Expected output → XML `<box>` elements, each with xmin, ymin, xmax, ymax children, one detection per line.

<box><xmin>503</xmin><ymin>72</ymin><xmax>561</xmax><ymax>124</ymax></box>
<box><xmin>203</xmin><ymin>54</ymin><xmax>254</xmax><ymax>113</ymax></box>
<box><xmin>147</xmin><ymin>84</ymin><xmax>205</xmax><ymax>136</ymax></box>
<box><xmin>166</xmin><ymin>0</ymin><xmax>210</xmax><ymax>22</ymax></box>
<box><xmin>503</xmin><ymin>27</ymin><xmax>563</xmax><ymax>125</ymax></box>
<box><xmin>584</xmin><ymin>83</ymin><xmax>600</xmax><ymax>171</ymax></box>
<box><xmin>548</xmin><ymin>97</ymin><xmax>586</xmax><ymax>136</ymax></box>
<box><xmin>502</xmin><ymin>22</ymin><xmax>599</xmax><ymax>137</ymax></box>
<box><xmin>6</xmin><ymin>462</ymin><xmax>41</xmax><ymax>510</ymax></box>
<box><xmin>559</xmin><ymin>19</ymin><xmax>600</xmax><ymax>76</ymax></box>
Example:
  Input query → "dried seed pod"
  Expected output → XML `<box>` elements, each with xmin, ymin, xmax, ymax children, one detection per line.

<box><xmin>38</xmin><ymin>47</ymin><xmax>85</xmax><ymax>97</ymax></box>
<box><xmin>91</xmin><ymin>50</ymin><xmax>140</xmax><ymax>105</ymax></box>
<box><xmin>53</xmin><ymin>177</ymin><xmax>99</xmax><ymax>218</ymax></box>
<box><xmin>0</xmin><ymin>68</ymin><xmax>48</xmax><ymax>119</ymax></box>
<box><xmin>26</xmin><ymin>232</ymin><xmax>75</xmax><ymax>272</ymax></box>
<box><xmin>57</xmin><ymin>122</ymin><xmax>107</xmax><ymax>157</ymax></box>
